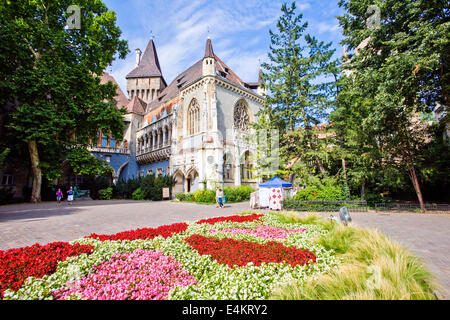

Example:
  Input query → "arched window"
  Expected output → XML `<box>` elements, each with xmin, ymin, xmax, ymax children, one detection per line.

<box><xmin>240</xmin><ymin>151</ymin><xmax>253</xmax><ymax>180</ymax></box>
<box><xmin>233</xmin><ymin>99</ymin><xmax>250</xmax><ymax>131</ymax></box>
<box><xmin>187</xmin><ymin>99</ymin><xmax>200</xmax><ymax>135</ymax></box>
<box><xmin>223</xmin><ymin>153</ymin><xmax>233</xmax><ymax>180</ymax></box>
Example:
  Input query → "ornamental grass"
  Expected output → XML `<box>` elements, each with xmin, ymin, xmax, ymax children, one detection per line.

<box><xmin>269</xmin><ymin>213</ymin><xmax>437</xmax><ymax>300</ymax></box>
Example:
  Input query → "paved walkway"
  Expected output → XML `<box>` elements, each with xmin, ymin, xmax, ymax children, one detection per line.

<box><xmin>0</xmin><ymin>201</ymin><xmax>448</xmax><ymax>299</ymax></box>
<box><xmin>0</xmin><ymin>200</ymin><xmax>250</xmax><ymax>250</ymax></box>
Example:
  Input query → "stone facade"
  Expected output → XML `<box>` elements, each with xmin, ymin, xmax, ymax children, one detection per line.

<box><xmin>93</xmin><ymin>37</ymin><xmax>265</xmax><ymax>194</ymax></box>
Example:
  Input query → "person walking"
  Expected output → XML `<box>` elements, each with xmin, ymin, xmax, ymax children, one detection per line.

<box><xmin>217</xmin><ymin>188</ymin><xmax>224</xmax><ymax>208</ymax></box>
<box><xmin>215</xmin><ymin>186</ymin><xmax>220</xmax><ymax>208</ymax></box>
<box><xmin>67</xmin><ymin>186</ymin><xmax>74</xmax><ymax>205</ymax></box>
<box><xmin>73</xmin><ymin>185</ymin><xmax>79</xmax><ymax>201</ymax></box>
<box><xmin>56</xmin><ymin>188</ymin><xmax>63</xmax><ymax>206</ymax></box>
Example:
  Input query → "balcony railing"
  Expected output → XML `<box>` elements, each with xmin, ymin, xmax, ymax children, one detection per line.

<box><xmin>136</xmin><ymin>145</ymin><xmax>171</xmax><ymax>164</ymax></box>
<box><xmin>88</xmin><ymin>146</ymin><xmax>130</xmax><ymax>154</ymax></box>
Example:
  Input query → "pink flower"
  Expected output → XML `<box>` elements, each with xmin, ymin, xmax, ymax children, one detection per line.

<box><xmin>209</xmin><ymin>225</ymin><xmax>306</xmax><ymax>240</ymax></box>
<box><xmin>53</xmin><ymin>250</ymin><xmax>196</xmax><ymax>300</ymax></box>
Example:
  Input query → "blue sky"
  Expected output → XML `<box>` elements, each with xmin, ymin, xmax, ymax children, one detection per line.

<box><xmin>103</xmin><ymin>0</ymin><xmax>345</xmax><ymax>94</ymax></box>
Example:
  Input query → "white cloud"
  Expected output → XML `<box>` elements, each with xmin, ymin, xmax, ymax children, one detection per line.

<box><xmin>108</xmin><ymin>0</ymin><xmax>280</xmax><ymax>94</ymax></box>
<box><xmin>316</xmin><ymin>22</ymin><xmax>340</xmax><ymax>34</ymax></box>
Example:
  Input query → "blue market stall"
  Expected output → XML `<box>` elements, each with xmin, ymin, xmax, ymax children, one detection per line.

<box><xmin>257</xmin><ymin>176</ymin><xmax>293</xmax><ymax>209</ymax></box>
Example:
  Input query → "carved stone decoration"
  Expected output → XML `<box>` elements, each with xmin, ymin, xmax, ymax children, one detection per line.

<box><xmin>233</xmin><ymin>100</ymin><xmax>249</xmax><ymax>132</ymax></box>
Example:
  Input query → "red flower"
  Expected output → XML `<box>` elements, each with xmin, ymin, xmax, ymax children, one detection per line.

<box><xmin>0</xmin><ymin>242</ymin><xmax>94</xmax><ymax>298</ymax></box>
<box><xmin>185</xmin><ymin>234</ymin><xmax>316</xmax><ymax>268</ymax></box>
<box><xmin>196</xmin><ymin>214</ymin><xmax>263</xmax><ymax>225</ymax></box>
<box><xmin>87</xmin><ymin>222</ymin><xmax>188</xmax><ymax>241</ymax></box>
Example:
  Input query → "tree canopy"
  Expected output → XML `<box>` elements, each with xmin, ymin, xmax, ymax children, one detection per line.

<box><xmin>0</xmin><ymin>0</ymin><xmax>129</xmax><ymax>202</ymax></box>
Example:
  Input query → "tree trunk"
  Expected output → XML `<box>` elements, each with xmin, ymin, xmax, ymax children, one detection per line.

<box><xmin>408</xmin><ymin>166</ymin><xmax>425</xmax><ymax>212</ymax></box>
<box><xmin>28</xmin><ymin>140</ymin><xmax>42</xmax><ymax>203</ymax></box>
<box><xmin>361</xmin><ymin>178</ymin><xmax>366</xmax><ymax>200</ymax></box>
<box><xmin>315</xmin><ymin>157</ymin><xmax>327</xmax><ymax>176</ymax></box>
<box><xmin>341</xmin><ymin>158</ymin><xmax>347</xmax><ymax>179</ymax></box>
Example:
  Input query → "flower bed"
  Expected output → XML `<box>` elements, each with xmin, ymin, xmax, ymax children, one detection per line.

<box><xmin>2</xmin><ymin>212</ymin><xmax>340</xmax><ymax>300</ymax></box>
<box><xmin>53</xmin><ymin>250</ymin><xmax>196</xmax><ymax>300</ymax></box>
<box><xmin>0</xmin><ymin>242</ymin><xmax>94</xmax><ymax>298</ymax></box>
<box><xmin>209</xmin><ymin>225</ymin><xmax>306</xmax><ymax>240</ymax></box>
<box><xmin>185</xmin><ymin>234</ymin><xmax>316</xmax><ymax>268</ymax></box>
<box><xmin>87</xmin><ymin>222</ymin><xmax>188</xmax><ymax>241</ymax></box>
<box><xmin>196</xmin><ymin>213</ymin><xmax>263</xmax><ymax>225</ymax></box>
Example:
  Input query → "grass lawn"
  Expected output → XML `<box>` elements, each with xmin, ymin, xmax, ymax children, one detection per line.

<box><xmin>0</xmin><ymin>211</ymin><xmax>437</xmax><ymax>300</ymax></box>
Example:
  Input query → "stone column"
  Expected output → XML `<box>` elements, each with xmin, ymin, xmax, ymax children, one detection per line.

<box><xmin>234</xmin><ymin>149</ymin><xmax>241</xmax><ymax>186</ymax></box>
<box><xmin>153</xmin><ymin>131</ymin><xmax>157</xmax><ymax>150</ymax></box>
<box><xmin>163</xmin><ymin>126</ymin><xmax>167</xmax><ymax>146</ymax></box>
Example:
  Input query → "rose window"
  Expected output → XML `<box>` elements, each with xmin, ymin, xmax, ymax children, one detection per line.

<box><xmin>233</xmin><ymin>101</ymin><xmax>249</xmax><ymax>131</ymax></box>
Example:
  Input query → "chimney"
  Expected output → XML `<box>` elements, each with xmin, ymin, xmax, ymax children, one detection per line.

<box><xmin>135</xmin><ymin>48</ymin><xmax>142</xmax><ymax>67</ymax></box>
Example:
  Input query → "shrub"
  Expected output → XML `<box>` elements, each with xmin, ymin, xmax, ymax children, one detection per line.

<box><xmin>116</xmin><ymin>175</ymin><xmax>177</xmax><ymax>201</ymax></box>
<box><xmin>98</xmin><ymin>187</ymin><xmax>113</xmax><ymax>200</ymax></box>
<box><xmin>294</xmin><ymin>185</ymin><xmax>345</xmax><ymax>201</ymax></box>
<box><xmin>184</xmin><ymin>192</ymin><xmax>195</xmax><ymax>202</ymax></box>
<box><xmin>223</xmin><ymin>185</ymin><xmax>254</xmax><ymax>202</ymax></box>
<box><xmin>193</xmin><ymin>189</ymin><xmax>216</xmax><ymax>203</ymax></box>
<box><xmin>176</xmin><ymin>193</ymin><xmax>186</xmax><ymax>201</ymax></box>
<box><xmin>365</xmin><ymin>193</ymin><xmax>393</xmax><ymax>207</ymax></box>
<box><xmin>132</xmin><ymin>187</ymin><xmax>146</xmax><ymax>200</ymax></box>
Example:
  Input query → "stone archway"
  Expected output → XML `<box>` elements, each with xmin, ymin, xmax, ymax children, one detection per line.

<box><xmin>185</xmin><ymin>168</ymin><xmax>199</xmax><ymax>193</ymax></box>
<box><xmin>173</xmin><ymin>170</ymin><xmax>185</xmax><ymax>195</ymax></box>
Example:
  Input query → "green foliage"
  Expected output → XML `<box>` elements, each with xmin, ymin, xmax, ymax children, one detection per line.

<box><xmin>0</xmin><ymin>148</ymin><xmax>10</xmax><ymax>167</ymax></box>
<box><xmin>0</xmin><ymin>0</ymin><xmax>129</xmax><ymax>201</ymax></box>
<box><xmin>66</xmin><ymin>148</ymin><xmax>113</xmax><ymax>177</ymax></box>
<box><xmin>175</xmin><ymin>193</ymin><xmax>186</xmax><ymax>201</ymax></box>
<box><xmin>132</xmin><ymin>187</ymin><xmax>145</xmax><ymax>201</ymax></box>
<box><xmin>365</xmin><ymin>193</ymin><xmax>393</xmax><ymax>207</ymax></box>
<box><xmin>115</xmin><ymin>174</ymin><xmax>177</xmax><ymax>201</ymax></box>
<box><xmin>332</xmin><ymin>0</ymin><xmax>450</xmax><ymax>207</ymax></box>
<box><xmin>193</xmin><ymin>189</ymin><xmax>216</xmax><ymax>203</ymax></box>
<box><xmin>184</xmin><ymin>193</ymin><xmax>195</xmax><ymax>202</ymax></box>
<box><xmin>258</xmin><ymin>1</ymin><xmax>339</xmax><ymax>182</ymax></box>
<box><xmin>294</xmin><ymin>185</ymin><xmax>345</xmax><ymax>201</ymax></box>
<box><xmin>223</xmin><ymin>185</ymin><xmax>255</xmax><ymax>202</ymax></box>
<box><xmin>176</xmin><ymin>186</ymin><xmax>255</xmax><ymax>204</ymax></box>
<box><xmin>98</xmin><ymin>187</ymin><xmax>112</xmax><ymax>200</ymax></box>
<box><xmin>83</xmin><ymin>175</ymin><xmax>110</xmax><ymax>200</ymax></box>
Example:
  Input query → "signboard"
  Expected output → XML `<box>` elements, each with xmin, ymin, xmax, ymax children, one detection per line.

<box><xmin>162</xmin><ymin>188</ymin><xmax>170</xmax><ymax>200</ymax></box>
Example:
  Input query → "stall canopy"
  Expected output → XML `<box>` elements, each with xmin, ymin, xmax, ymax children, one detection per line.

<box><xmin>259</xmin><ymin>176</ymin><xmax>292</xmax><ymax>188</ymax></box>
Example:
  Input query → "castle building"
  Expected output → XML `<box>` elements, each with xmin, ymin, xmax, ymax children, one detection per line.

<box><xmin>88</xmin><ymin>36</ymin><xmax>265</xmax><ymax>194</ymax></box>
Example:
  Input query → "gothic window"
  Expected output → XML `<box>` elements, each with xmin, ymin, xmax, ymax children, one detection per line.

<box><xmin>187</xmin><ymin>99</ymin><xmax>200</xmax><ymax>135</ymax></box>
<box><xmin>233</xmin><ymin>100</ymin><xmax>250</xmax><ymax>131</ymax></box>
<box><xmin>223</xmin><ymin>153</ymin><xmax>233</xmax><ymax>180</ymax></box>
<box><xmin>240</xmin><ymin>151</ymin><xmax>253</xmax><ymax>180</ymax></box>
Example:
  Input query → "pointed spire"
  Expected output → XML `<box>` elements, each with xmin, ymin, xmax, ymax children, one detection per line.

<box><xmin>204</xmin><ymin>38</ymin><xmax>215</xmax><ymax>58</ymax></box>
<box><xmin>126</xmin><ymin>36</ymin><xmax>163</xmax><ymax>78</ymax></box>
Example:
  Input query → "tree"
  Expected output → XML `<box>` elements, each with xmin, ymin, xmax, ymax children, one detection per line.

<box><xmin>259</xmin><ymin>2</ymin><xmax>338</xmax><ymax>183</ymax></box>
<box><xmin>0</xmin><ymin>0</ymin><xmax>129</xmax><ymax>202</ymax></box>
<box><xmin>336</xmin><ymin>0</ymin><xmax>449</xmax><ymax>211</ymax></box>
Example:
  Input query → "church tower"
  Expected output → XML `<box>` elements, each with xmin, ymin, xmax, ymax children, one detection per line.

<box><xmin>202</xmin><ymin>37</ymin><xmax>216</xmax><ymax>76</ymax></box>
<box><xmin>126</xmin><ymin>37</ymin><xmax>166</xmax><ymax>104</ymax></box>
